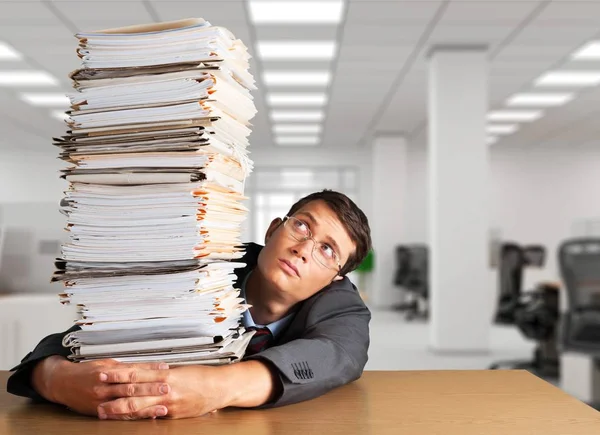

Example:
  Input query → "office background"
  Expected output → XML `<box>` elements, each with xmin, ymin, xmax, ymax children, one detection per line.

<box><xmin>1</xmin><ymin>0</ymin><xmax>600</xmax><ymax>407</ymax></box>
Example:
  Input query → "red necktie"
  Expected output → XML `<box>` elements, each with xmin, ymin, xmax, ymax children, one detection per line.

<box><xmin>246</xmin><ymin>326</ymin><xmax>273</xmax><ymax>356</ymax></box>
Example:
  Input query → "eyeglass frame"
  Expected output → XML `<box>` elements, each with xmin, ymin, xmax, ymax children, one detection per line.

<box><xmin>281</xmin><ymin>215</ymin><xmax>342</xmax><ymax>273</ymax></box>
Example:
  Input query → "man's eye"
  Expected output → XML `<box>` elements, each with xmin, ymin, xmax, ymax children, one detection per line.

<box><xmin>321</xmin><ymin>244</ymin><xmax>334</xmax><ymax>258</ymax></box>
<box><xmin>294</xmin><ymin>220</ymin><xmax>308</xmax><ymax>231</ymax></box>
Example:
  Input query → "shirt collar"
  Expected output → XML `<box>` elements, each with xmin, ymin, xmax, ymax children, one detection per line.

<box><xmin>239</xmin><ymin>269</ymin><xmax>294</xmax><ymax>339</ymax></box>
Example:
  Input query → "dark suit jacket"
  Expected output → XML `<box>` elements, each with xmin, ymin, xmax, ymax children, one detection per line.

<box><xmin>6</xmin><ymin>242</ymin><xmax>371</xmax><ymax>408</ymax></box>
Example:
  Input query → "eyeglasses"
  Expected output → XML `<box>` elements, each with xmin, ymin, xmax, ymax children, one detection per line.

<box><xmin>282</xmin><ymin>216</ymin><xmax>342</xmax><ymax>272</ymax></box>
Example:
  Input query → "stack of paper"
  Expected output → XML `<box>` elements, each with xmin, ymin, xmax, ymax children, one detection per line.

<box><xmin>51</xmin><ymin>18</ymin><xmax>256</xmax><ymax>366</ymax></box>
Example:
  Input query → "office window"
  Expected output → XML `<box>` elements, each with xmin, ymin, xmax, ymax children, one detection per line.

<box><xmin>246</xmin><ymin>167</ymin><xmax>358</xmax><ymax>243</ymax></box>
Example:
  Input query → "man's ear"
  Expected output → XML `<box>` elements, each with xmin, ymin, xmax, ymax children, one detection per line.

<box><xmin>264</xmin><ymin>217</ymin><xmax>283</xmax><ymax>244</ymax></box>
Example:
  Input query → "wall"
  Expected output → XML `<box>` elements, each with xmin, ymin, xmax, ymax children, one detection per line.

<box><xmin>0</xmin><ymin>151</ymin><xmax>66</xmax><ymax>294</ymax></box>
<box><xmin>490</xmin><ymin>145</ymin><xmax>600</xmax><ymax>285</ymax></box>
<box><xmin>0</xmin><ymin>150</ymin><xmax>65</xmax><ymax>204</ymax></box>
<box><xmin>404</xmin><ymin>141</ymin><xmax>600</xmax><ymax>287</ymax></box>
<box><xmin>404</xmin><ymin>140</ymin><xmax>429</xmax><ymax>243</ymax></box>
<box><xmin>0</xmin><ymin>202</ymin><xmax>66</xmax><ymax>294</ymax></box>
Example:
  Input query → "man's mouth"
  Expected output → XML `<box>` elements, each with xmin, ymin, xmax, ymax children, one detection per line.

<box><xmin>279</xmin><ymin>259</ymin><xmax>300</xmax><ymax>277</ymax></box>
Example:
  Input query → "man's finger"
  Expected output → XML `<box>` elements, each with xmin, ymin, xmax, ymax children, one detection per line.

<box><xmin>94</xmin><ymin>359</ymin><xmax>169</xmax><ymax>371</ymax></box>
<box><xmin>99</xmin><ymin>404</ymin><xmax>168</xmax><ymax>421</ymax></box>
<box><xmin>102</xmin><ymin>382</ymin><xmax>170</xmax><ymax>399</ymax></box>
<box><xmin>98</xmin><ymin>397</ymin><xmax>165</xmax><ymax>418</ymax></box>
<box><xmin>121</xmin><ymin>362</ymin><xmax>170</xmax><ymax>371</ymax></box>
<box><xmin>99</xmin><ymin>368</ymin><xmax>170</xmax><ymax>384</ymax></box>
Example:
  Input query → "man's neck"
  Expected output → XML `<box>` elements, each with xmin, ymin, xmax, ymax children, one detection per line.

<box><xmin>245</xmin><ymin>268</ymin><xmax>294</xmax><ymax>325</ymax></box>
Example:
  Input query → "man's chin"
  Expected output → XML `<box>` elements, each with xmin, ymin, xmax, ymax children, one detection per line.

<box><xmin>269</xmin><ymin>271</ymin><xmax>295</xmax><ymax>293</ymax></box>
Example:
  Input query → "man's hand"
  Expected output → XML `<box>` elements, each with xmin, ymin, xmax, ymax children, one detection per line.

<box><xmin>97</xmin><ymin>360</ymin><xmax>279</xmax><ymax>420</ymax></box>
<box><xmin>97</xmin><ymin>365</ymin><xmax>224</xmax><ymax>420</ymax></box>
<box><xmin>32</xmin><ymin>356</ymin><xmax>171</xmax><ymax>418</ymax></box>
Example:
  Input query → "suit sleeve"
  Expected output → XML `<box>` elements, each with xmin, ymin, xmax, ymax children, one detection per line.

<box><xmin>245</xmin><ymin>288</ymin><xmax>371</xmax><ymax>408</ymax></box>
<box><xmin>6</xmin><ymin>325</ymin><xmax>79</xmax><ymax>402</ymax></box>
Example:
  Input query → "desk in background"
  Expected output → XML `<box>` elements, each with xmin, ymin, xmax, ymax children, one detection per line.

<box><xmin>1</xmin><ymin>370</ymin><xmax>600</xmax><ymax>434</ymax></box>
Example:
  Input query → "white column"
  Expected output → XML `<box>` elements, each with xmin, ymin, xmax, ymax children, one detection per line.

<box><xmin>371</xmin><ymin>135</ymin><xmax>408</xmax><ymax>308</ymax></box>
<box><xmin>428</xmin><ymin>46</ymin><xmax>492</xmax><ymax>352</ymax></box>
<box><xmin>561</xmin><ymin>353</ymin><xmax>600</xmax><ymax>404</ymax></box>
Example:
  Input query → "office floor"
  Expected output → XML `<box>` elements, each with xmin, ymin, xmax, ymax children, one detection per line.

<box><xmin>366</xmin><ymin>308</ymin><xmax>536</xmax><ymax>371</ymax></box>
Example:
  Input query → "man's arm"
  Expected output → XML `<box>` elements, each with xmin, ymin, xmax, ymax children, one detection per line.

<box><xmin>7</xmin><ymin>326</ymin><xmax>172</xmax><ymax>419</ymax></box>
<box><xmin>7</xmin><ymin>326</ymin><xmax>79</xmax><ymax>401</ymax></box>
<box><xmin>245</xmin><ymin>286</ymin><xmax>371</xmax><ymax>408</ymax></box>
<box><xmin>220</xmin><ymin>360</ymin><xmax>282</xmax><ymax>407</ymax></box>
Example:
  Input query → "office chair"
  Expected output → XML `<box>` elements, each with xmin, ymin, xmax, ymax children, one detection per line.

<box><xmin>523</xmin><ymin>244</ymin><xmax>546</xmax><ymax>268</ymax></box>
<box><xmin>495</xmin><ymin>243</ymin><xmax>524</xmax><ymax>325</ymax></box>
<box><xmin>393</xmin><ymin>246</ymin><xmax>411</xmax><ymax>288</ymax></box>
<box><xmin>490</xmin><ymin>243</ymin><xmax>560</xmax><ymax>378</ymax></box>
<box><xmin>393</xmin><ymin>245</ymin><xmax>428</xmax><ymax>321</ymax></box>
<box><xmin>558</xmin><ymin>238</ymin><xmax>600</xmax><ymax>360</ymax></box>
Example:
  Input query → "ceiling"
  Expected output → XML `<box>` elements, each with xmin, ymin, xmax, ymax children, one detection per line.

<box><xmin>2</xmin><ymin>0</ymin><xmax>600</xmax><ymax>155</ymax></box>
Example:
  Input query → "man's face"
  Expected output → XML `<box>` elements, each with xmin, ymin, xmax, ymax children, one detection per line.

<box><xmin>257</xmin><ymin>200</ymin><xmax>356</xmax><ymax>304</ymax></box>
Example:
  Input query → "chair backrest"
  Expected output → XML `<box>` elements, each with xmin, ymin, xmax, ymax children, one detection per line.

<box><xmin>558</xmin><ymin>238</ymin><xmax>600</xmax><ymax>354</ymax></box>
<box><xmin>407</xmin><ymin>245</ymin><xmax>428</xmax><ymax>283</ymax></box>
<box><xmin>498</xmin><ymin>243</ymin><xmax>525</xmax><ymax>301</ymax></box>
<box><xmin>523</xmin><ymin>245</ymin><xmax>546</xmax><ymax>267</ymax></box>
<box><xmin>405</xmin><ymin>245</ymin><xmax>428</xmax><ymax>297</ymax></box>
<box><xmin>559</xmin><ymin>238</ymin><xmax>600</xmax><ymax>311</ymax></box>
<box><xmin>394</xmin><ymin>246</ymin><xmax>411</xmax><ymax>286</ymax></box>
<box><xmin>394</xmin><ymin>244</ymin><xmax>428</xmax><ymax>297</ymax></box>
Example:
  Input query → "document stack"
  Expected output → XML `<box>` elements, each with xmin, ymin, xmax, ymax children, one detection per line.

<box><xmin>51</xmin><ymin>18</ymin><xmax>257</xmax><ymax>366</ymax></box>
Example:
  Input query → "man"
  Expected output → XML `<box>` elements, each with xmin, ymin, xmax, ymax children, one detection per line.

<box><xmin>7</xmin><ymin>190</ymin><xmax>372</xmax><ymax>420</ymax></box>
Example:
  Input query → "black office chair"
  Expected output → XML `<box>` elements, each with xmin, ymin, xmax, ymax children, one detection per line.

<box><xmin>393</xmin><ymin>244</ymin><xmax>428</xmax><ymax>321</ymax></box>
<box><xmin>558</xmin><ymin>238</ymin><xmax>600</xmax><ymax>359</ymax></box>
<box><xmin>495</xmin><ymin>243</ymin><xmax>524</xmax><ymax>325</ymax></box>
<box><xmin>393</xmin><ymin>246</ymin><xmax>411</xmax><ymax>288</ymax></box>
<box><xmin>494</xmin><ymin>243</ymin><xmax>548</xmax><ymax>323</ymax></box>
<box><xmin>523</xmin><ymin>245</ymin><xmax>546</xmax><ymax>268</ymax></box>
<box><xmin>490</xmin><ymin>243</ymin><xmax>560</xmax><ymax>378</ymax></box>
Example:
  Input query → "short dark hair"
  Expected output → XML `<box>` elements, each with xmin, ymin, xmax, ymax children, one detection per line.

<box><xmin>286</xmin><ymin>190</ymin><xmax>372</xmax><ymax>276</ymax></box>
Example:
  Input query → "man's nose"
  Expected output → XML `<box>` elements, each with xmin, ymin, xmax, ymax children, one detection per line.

<box><xmin>292</xmin><ymin>238</ymin><xmax>313</xmax><ymax>262</ymax></box>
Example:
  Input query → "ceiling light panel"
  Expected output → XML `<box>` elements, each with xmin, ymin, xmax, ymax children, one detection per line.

<box><xmin>249</xmin><ymin>1</ymin><xmax>344</xmax><ymax>24</ymax></box>
<box><xmin>275</xmin><ymin>135</ymin><xmax>321</xmax><ymax>146</ymax></box>
<box><xmin>263</xmin><ymin>71</ymin><xmax>331</xmax><ymax>87</ymax></box>
<box><xmin>20</xmin><ymin>92</ymin><xmax>69</xmax><ymax>106</ymax></box>
<box><xmin>267</xmin><ymin>93</ymin><xmax>327</xmax><ymax>106</ymax></box>
<box><xmin>506</xmin><ymin>93</ymin><xmax>574</xmax><ymax>107</ymax></box>
<box><xmin>535</xmin><ymin>71</ymin><xmax>600</xmax><ymax>87</ymax></box>
<box><xmin>257</xmin><ymin>41</ymin><xmax>336</xmax><ymax>60</ymax></box>
<box><xmin>486</xmin><ymin>124</ymin><xmax>519</xmax><ymax>135</ymax></box>
<box><xmin>273</xmin><ymin>124</ymin><xmax>322</xmax><ymax>134</ymax></box>
<box><xmin>51</xmin><ymin>110</ymin><xmax>68</xmax><ymax>121</ymax></box>
<box><xmin>572</xmin><ymin>41</ymin><xmax>600</xmax><ymax>60</ymax></box>
<box><xmin>487</xmin><ymin>110</ymin><xmax>543</xmax><ymax>122</ymax></box>
<box><xmin>271</xmin><ymin>110</ymin><xmax>324</xmax><ymax>122</ymax></box>
<box><xmin>0</xmin><ymin>71</ymin><xmax>58</xmax><ymax>86</ymax></box>
<box><xmin>0</xmin><ymin>42</ymin><xmax>22</xmax><ymax>60</ymax></box>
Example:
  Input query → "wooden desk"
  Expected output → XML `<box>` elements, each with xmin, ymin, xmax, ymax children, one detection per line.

<box><xmin>2</xmin><ymin>370</ymin><xmax>599</xmax><ymax>434</ymax></box>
